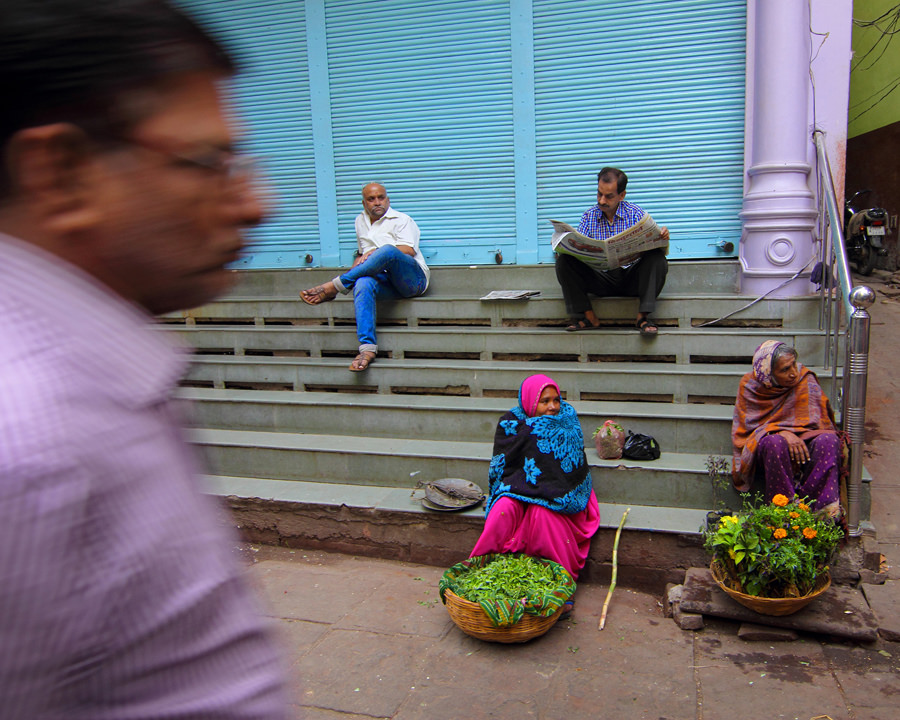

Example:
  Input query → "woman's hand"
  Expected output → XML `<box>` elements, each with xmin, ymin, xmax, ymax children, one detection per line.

<box><xmin>779</xmin><ymin>430</ymin><xmax>810</xmax><ymax>465</ymax></box>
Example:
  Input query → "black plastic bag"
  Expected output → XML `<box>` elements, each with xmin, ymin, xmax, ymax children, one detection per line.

<box><xmin>622</xmin><ymin>431</ymin><xmax>661</xmax><ymax>461</ymax></box>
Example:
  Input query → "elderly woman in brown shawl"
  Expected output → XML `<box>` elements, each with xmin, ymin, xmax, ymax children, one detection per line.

<box><xmin>732</xmin><ymin>340</ymin><xmax>842</xmax><ymax>518</ymax></box>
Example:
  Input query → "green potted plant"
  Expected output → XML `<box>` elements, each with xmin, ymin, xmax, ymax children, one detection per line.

<box><xmin>704</xmin><ymin>493</ymin><xmax>844</xmax><ymax>615</ymax></box>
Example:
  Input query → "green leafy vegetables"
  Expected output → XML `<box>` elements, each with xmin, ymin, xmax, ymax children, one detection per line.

<box><xmin>452</xmin><ymin>554</ymin><xmax>562</xmax><ymax>605</ymax></box>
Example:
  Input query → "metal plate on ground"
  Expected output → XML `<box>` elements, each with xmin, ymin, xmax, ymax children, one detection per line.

<box><xmin>420</xmin><ymin>478</ymin><xmax>485</xmax><ymax>511</ymax></box>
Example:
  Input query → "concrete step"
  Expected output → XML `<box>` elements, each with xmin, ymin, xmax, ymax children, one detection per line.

<box><xmin>178</xmin><ymin>386</ymin><xmax>735</xmax><ymax>453</ymax></box>
<box><xmin>201</xmin><ymin>474</ymin><xmax>711</xmax><ymax>537</ymax></box>
<box><xmin>181</xmin><ymin>355</ymin><xmax>841</xmax><ymax>404</ymax></box>
<box><xmin>208</xmin><ymin>260</ymin><xmax>743</xmax><ymax>298</ymax></box>
<box><xmin>161</xmin><ymin>293</ymin><xmax>822</xmax><ymax>330</ymax></box>
<box><xmin>190</xmin><ymin>427</ymin><xmax>745</xmax><ymax>510</ymax></box>
<box><xmin>167</xmin><ymin>324</ymin><xmax>835</xmax><ymax>367</ymax></box>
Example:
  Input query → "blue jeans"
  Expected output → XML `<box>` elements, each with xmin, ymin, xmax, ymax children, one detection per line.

<box><xmin>332</xmin><ymin>245</ymin><xmax>427</xmax><ymax>352</ymax></box>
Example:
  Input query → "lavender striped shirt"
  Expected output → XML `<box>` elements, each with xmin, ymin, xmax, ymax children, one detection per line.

<box><xmin>0</xmin><ymin>235</ymin><xmax>286</xmax><ymax>719</ymax></box>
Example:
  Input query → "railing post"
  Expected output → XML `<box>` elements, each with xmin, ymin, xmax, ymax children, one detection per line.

<box><xmin>842</xmin><ymin>286</ymin><xmax>875</xmax><ymax>536</ymax></box>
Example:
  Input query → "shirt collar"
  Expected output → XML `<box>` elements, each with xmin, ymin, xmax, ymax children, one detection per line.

<box><xmin>363</xmin><ymin>206</ymin><xmax>402</xmax><ymax>226</ymax></box>
<box><xmin>0</xmin><ymin>234</ymin><xmax>189</xmax><ymax>409</ymax></box>
<box><xmin>596</xmin><ymin>202</ymin><xmax>627</xmax><ymax>224</ymax></box>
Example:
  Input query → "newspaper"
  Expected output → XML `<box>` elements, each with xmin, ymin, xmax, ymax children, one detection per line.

<box><xmin>480</xmin><ymin>290</ymin><xmax>541</xmax><ymax>301</ymax></box>
<box><xmin>550</xmin><ymin>214</ymin><xmax>668</xmax><ymax>271</ymax></box>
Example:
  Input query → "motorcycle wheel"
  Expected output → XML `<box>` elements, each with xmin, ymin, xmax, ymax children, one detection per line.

<box><xmin>855</xmin><ymin>242</ymin><xmax>878</xmax><ymax>275</ymax></box>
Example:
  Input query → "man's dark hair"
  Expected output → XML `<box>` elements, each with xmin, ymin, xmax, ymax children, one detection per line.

<box><xmin>597</xmin><ymin>167</ymin><xmax>628</xmax><ymax>194</ymax></box>
<box><xmin>0</xmin><ymin>0</ymin><xmax>235</xmax><ymax>198</ymax></box>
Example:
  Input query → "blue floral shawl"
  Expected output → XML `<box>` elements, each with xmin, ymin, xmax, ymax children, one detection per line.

<box><xmin>486</xmin><ymin>401</ymin><xmax>593</xmax><ymax>515</ymax></box>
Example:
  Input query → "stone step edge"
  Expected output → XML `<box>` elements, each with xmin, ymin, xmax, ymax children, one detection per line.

<box><xmin>189</xmin><ymin>427</ymin><xmax>722</xmax><ymax>472</ymax></box>
<box><xmin>176</xmin><ymin>386</ymin><xmax>736</xmax><ymax>421</ymax></box>
<box><xmin>168</xmin><ymin>325</ymin><xmax>828</xmax><ymax>337</ymax></box>
<box><xmin>190</xmin><ymin>427</ymin><xmax>870</xmax><ymax>482</ymax></box>
<box><xmin>164</xmin><ymin>291</ymin><xmax>820</xmax><ymax>305</ymax></box>
<box><xmin>201</xmin><ymin>474</ymin><xmax>710</xmax><ymax>536</ymax></box>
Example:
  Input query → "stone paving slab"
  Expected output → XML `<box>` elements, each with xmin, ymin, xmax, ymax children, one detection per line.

<box><xmin>861</xmin><ymin>579</ymin><xmax>900</xmax><ymax>641</ymax></box>
<box><xmin>679</xmin><ymin>567</ymin><xmax>879</xmax><ymax>642</ymax></box>
<box><xmin>822</xmin><ymin>642</ymin><xmax>900</xmax><ymax>720</ymax></box>
<box><xmin>693</xmin><ymin>628</ymin><xmax>849</xmax><ymax>720</ymax></box>
<box><xmin>239</xmin><ymin>545</ymin><xmax>900</xmax><ymax>720</ymax></box>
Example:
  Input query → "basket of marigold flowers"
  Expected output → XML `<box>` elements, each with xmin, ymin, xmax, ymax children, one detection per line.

<box><xmin>703</xmin><ymin>493</ymin><xmax>845</xmax><ymax>616</ymax></box>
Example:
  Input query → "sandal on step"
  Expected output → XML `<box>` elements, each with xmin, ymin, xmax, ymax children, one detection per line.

<box><xmin>349</xmin><ymin>350</ymin><xmax>376</xmax><ymax>372</ymax></box>
<box><xmin>636</xmin><ymin>318</ymin><xmax>659</xmax><ymax>337</ymax></box>
<box><xmin>565</xmin><ymin>319</ymin><xmax>601</xmax><ymax>332</ymax></box>
<box><xmin>301</xmin><ymin>283</ymin><xmax>338</xmax><ymax>305</ymax></box>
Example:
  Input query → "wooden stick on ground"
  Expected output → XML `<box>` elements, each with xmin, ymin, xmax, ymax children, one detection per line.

<box><xmin>599</xmin><ymin>507</ymin><xmax>630</xmax><ymax>630</ymax></box>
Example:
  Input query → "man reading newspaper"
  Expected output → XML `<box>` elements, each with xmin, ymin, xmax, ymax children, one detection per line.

<box><xmin>553</xmin><ymin>167</ymin><xmax>669</xmax><ymax>337</ymax></box>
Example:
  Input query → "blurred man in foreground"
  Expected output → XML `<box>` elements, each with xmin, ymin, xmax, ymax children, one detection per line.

<box><xmin>0</xmin><ymin>2</ymin><xmax>287</xmax><ymax>717</ymax></box>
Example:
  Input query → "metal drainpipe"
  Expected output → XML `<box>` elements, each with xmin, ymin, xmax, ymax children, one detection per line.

<box><xmin>843</xmin><ymin>286</ymin><xmax>875</xmax><ymax>536</ymax></box>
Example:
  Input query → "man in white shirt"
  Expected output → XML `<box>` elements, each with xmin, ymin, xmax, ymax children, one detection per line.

<box><xmin>301</xmin><ymin>183</ymin><xmax>429</xmax><ymax>371</ymax></box>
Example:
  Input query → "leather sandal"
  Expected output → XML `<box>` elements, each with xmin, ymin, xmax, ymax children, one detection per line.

<box><xmin>349</xmin><ymin>350</ymin><xmax>376</xmax><ymax>372</ymax></box>
<box><xmin>565</xmin><ymin>319</ymin><xmax>601</xmax><ymax>332</ymax></box>
<box><xmin>636</xmin><ymin>318</ymin><xmax>658</xmax><ymax>337</ymax></box>
<box><xmin>300</xmin><ymin>283</ymin><xmax>337</xmax><ymax>306</ymax></box>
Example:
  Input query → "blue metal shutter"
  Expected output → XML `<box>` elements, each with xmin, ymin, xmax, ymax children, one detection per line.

<box><xmin>532</xmin><ymin>0</ymin><xmax>747</xmax><ymax>262</ymax></box>
<box><xmin>175</xmin><ymin>1</ymin><xmax>321</xmax><ymax>268</ymax></box>
<box><xmin>179</xmin><ymin>0</ymin><xmax>745</xmax><ymax>267</ymax></box>
<box><xmin>323</xmin><ymin>0</ymin><xmax>518</xmax><ymax>266</ymax></box>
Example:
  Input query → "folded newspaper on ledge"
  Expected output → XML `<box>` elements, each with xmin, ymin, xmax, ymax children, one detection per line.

<box><xmin>480</xmin><ymin>289</ymin><xmax>542</xmax><ymax>301</ymax></box>
<box><xmin>550</xmin><ymin>214</ymin><xmax>668</xmax><ymax>271</ymax></box>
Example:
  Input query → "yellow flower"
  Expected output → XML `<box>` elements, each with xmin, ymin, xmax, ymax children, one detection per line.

<box><xmin>803</xmin><ymin>527</ymin><xmax>817</xmax><ymax>539</ymax></box>
<box><xmin>772</xmin><ymin>494</ymin><xmax>789</xmax><ymax>507</ymax></box>
<box><xmin>723</xmin><ymin>516</ymin><xmax>739</xmax><ymax>525</ymax></box>
<box><xmin>773</xmin><ymin>528</ymin><xmax>788</xmax><ymax>539</ymax></box>
<box><xmin>792</xmin><ymin>525</ymin><xmax>800</xmax><ymax>531</ymax></box>
<box><xmin>798</xmin><ymin>502</ymin><xmax>809</xmax><ymax>511</ymax></box>
<box><xmin>789</xmin><ymin>511</ymin><xmax>800</xmax><ymax>519</ymax></box>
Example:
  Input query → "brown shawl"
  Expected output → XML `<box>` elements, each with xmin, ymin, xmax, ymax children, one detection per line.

<box><xmin>731</xmin><ymin>367</ymin><xmax>836</xmax><ymax>491</ymax></box>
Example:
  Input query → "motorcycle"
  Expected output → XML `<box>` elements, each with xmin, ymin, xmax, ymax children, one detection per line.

<box><xmin>844</xmin><ymin>189</ymin><xmax>890</xmax><ymax>276</ymax></box>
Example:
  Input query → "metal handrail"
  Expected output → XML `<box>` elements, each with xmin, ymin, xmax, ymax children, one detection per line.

<box><xmin>813</xmin><ymin>130</ymin><xmax>873</xmax><ymax>536</ymax></box>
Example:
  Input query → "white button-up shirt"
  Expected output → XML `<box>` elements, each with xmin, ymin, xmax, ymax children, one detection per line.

<box><xmin>355</xmin><ymin>206</ymin><xmax>430</xmax><ymax>288</ymax></box>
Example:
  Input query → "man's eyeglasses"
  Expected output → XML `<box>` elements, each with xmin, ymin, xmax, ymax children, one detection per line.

<box><xmin>116</xmin><ymin>137</ymin><xmax>258</xmax><ymax>181</ymax></box>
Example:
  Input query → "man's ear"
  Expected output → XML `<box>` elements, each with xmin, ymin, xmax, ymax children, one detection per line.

<box><xmin>4</xmin><ymin>123</ymin><xmax>102</xmax><ymax>234</ymax></box>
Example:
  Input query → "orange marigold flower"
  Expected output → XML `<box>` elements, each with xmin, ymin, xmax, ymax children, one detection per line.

<box><xmin>772</xmin><ymin>494</ymin><xmax>789</xmax><ymax>507</ymax></box>
<box><xmin>773</xmin><ymin>528</ymin><xmax>788</xmax><ymax>539</ymax></box>
<box><xmin>803</xmin><ymin>527</ymin><xmax>817</xmax><ymax>539</ymax></box>
<box><xmin>789</xmin><ymin>511</ymin><xmax>800</xmax><ymax>519</ymax></box>
<box><xmin>792</xmin><ymin>525</ymin><xmax>800</xmax><ymax>530</ymax></box>
<box><xmin>798</xmin><ymin>502</ymin><xmax>809</xmax><ymax>511</ymax></box>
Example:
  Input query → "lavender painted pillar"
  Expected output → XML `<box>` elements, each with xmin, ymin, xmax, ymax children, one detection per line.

<box><xmin>739</xmin><ymin>0</ymin><xmax>817</xmax><ymax>295</ymax></box>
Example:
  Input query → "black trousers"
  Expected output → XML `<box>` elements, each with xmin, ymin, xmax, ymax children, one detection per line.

<box><xmin>554</xmin><ymin>248</ymin><xmax>668</xmax><ymax>319</ymax></box>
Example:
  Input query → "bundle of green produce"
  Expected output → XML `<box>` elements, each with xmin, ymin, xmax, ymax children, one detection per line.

<box><xmin>439</xmin><ymin>553</ymin><xmax>575</xmax><ymax>627</ymax></box>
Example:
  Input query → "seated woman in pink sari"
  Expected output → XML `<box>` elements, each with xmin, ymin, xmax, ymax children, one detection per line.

<box><xmin>470</xmin><ymin>374</ymin><xmax>600</xmax><ymax>582</ymax></box>
<box><xmin>732</xmin><ymin>340</ymin><xmax>842</xmax><ymax>518</ymax></box>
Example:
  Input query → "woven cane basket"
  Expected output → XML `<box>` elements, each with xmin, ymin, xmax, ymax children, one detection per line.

<box><xmin>710</xmin><ymin>560</ymin><xmax>831</xmax><ymax>616</ymax></box>
<box><xmin>443</xmin><ymin>588</ymin><xmax>563</xmax><ymax>643</ymax></box>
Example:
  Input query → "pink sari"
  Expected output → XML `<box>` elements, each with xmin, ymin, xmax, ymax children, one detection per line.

<box><xmin>469</xmin><ymin>374</ymin><xmax>600</xmax><ymax>580</ymax></box>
